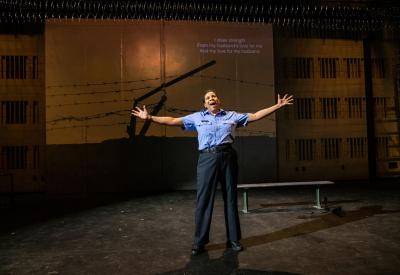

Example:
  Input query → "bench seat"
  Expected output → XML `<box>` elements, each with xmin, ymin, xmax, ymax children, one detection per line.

<box><xmin>237</xmin><ymin>180</ymin><xmax>334</xmax><ymax>213</ymax></box>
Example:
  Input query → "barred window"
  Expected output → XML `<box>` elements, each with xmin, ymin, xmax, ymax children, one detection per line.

<box><xmin>294</xmin><ymin>57</ymin><xmax>314</xmax><ymax>79</ymax></box>
<box><xmin>1</xmin><ymin>101</ymin><xmax>28</xmax><ymax>124</ymax></box>
<box><xmin>321</xmin><ymin>138</ymin><xmax>342</xmax><ymax>160</ymax></box>
<box><xmin>318</xmin><ymin>58</ymin><xmax>339</xmax><ymax>78</ymax></box>
<box><xmin>33</xmin><ymin>145</ymin><xmax>40</xmax><ymax>169</ymax></box>
<box><xmin>32</xmin><ymin>56</ymin><xmax>39</xmax><ymax>79</ymax></box>
<box><xmin>373</xmin><ymin>97</ymin><xmax>388</xmax><ymax>119</ymax></box>
<box><xmin>282</xmin><ymin>57</ymin><xmax>289</xmax><ymax>79</ymax></box>
<box><xmin>345</xmin><ymin>97</ymin><xmax>364</xmax><ymax>119</ymax></box>
<box><xmin>1</xmin><ymin>146</ymin><xmax>28</xmax><ymax>169</ymax></box>
<box><xmin>376</xmin><ymin>136</ymin><xmax>389</xmax><ymax>160</ymax></box>
<box><xmin>32</xmin><ymin>101</ymin><xmax>39</xmax><ymax>124</ymax></box>
<box><xmin>371</xmin><ymin>58</ymin><xmax>385</xmax><ymax>78</ymax></box>
<box><xmin>294</xmin><ymin>98</ymin><xmax>315</xmax><ymax>119</ymax></box>
<box><xmin>346</xmin><ymin>137</ymin><xmax>367</xmax><ymax>159</ymax></box>
<box><xmin>319</xmin><ymin>97</ymin><xmax>340</xmax><ymax>119</ymax></box>
<box><xmin>295</xmin><ymin>139</ymin><xmax>316</xmax><ymax>161</ymax></box>
<box><xmin>282</xmin><ymin>57</ymin><xmax>314</xmax><ymax>79</ymax></box>
<box><xmin>285</xmin><ymin>140</ymin><xmax>291</xmax><ymax>161</ymax></box>
<box><xmin>344</xmin><ymin>58</ymin><xmax>362</xmax><ymax>78</ymax></box>
<box><xmin>0</xmin><ymin>56</ymin><xmax>28</xmax><ymax>79</ymax></box>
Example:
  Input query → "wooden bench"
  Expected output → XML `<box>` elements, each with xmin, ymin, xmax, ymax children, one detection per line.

<box><xmin>237</xmin><ymin>181</ymin><xmax>334</xmax><ymax>213</ymax></box>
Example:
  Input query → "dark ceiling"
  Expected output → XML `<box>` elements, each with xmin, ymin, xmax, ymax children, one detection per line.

<box><xmin>0</xmin><ymin>0</ymin><xmax>399</xmax><ymax>35</ymax></box>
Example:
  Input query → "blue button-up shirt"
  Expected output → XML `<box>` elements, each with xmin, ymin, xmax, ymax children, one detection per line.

<box><xmin>182</xmin><ymin>109</ymin><xmax>249</xmax><ymax>150</ymax></box>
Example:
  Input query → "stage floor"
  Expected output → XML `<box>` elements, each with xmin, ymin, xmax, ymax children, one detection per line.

<box><xmin>1</xmin><ymin>182</ymin><xmax>400</xmax><ymax>274</ymax></box>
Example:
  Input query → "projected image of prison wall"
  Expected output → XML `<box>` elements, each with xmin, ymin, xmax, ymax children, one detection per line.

<box><xmin>44</xmin><ymin>20</ymin><xmax>276</xmax><ymax>192</ymax></box>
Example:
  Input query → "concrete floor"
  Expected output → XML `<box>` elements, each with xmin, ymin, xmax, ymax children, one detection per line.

<box><xmin>0</xmin><ymin>182</ymin><xmax>400</xmax><ymax>275</ymax></box>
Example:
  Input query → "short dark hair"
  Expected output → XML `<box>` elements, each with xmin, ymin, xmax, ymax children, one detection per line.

<box><xmin>202</xmin><ymin>89</ymin><xmax>218</xmax><ymax>103</ymax></box>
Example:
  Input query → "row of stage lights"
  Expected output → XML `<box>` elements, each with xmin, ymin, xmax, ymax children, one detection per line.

<box><xmin>0</xmin><ymin>0</ymin><xmax>399</xmax><ymax>32</ymax></box>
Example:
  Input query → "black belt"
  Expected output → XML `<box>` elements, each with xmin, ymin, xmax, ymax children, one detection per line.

<box><xmin>199</xmin><ymin>143</ymin><xmax>232</xmax><ymax>153</ymax></box>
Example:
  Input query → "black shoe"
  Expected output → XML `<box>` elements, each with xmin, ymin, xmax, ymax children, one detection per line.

<box><xmin>227</xmin><ymin>241</ymin><xmax>243</xmax><ymax>252</ymax></box>
<box><xmin>191</xmin><ymin>245</ymin><xmax>205</xmax><ymax>256</ymax></box>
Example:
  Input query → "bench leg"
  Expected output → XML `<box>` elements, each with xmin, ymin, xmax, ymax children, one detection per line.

<box><xmin>242</xmin><ymin>189</ymin><xmax>249</xmax><ymax>213</ymax></box>
<box><xmin>314</xmin><ymin>185</ymin><xmax>323</xmax><ymax>209</ymax></box>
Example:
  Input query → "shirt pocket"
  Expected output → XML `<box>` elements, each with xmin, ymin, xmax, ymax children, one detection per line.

<box><xmin>220</xmin><ymin>120</ymin><xmax>236</xmax><ymax>132</ymax></box>
<box><xmin>195</xmin><ymin>121</ymin><xmax>213</xmax><ymax>131</ymax></box>
<box><xmin>222</xmin><ymin>120</ymin><xmax>236</xmax><ymax>126</ymax></box>
<box><xmin>196</xmin><ymin>121</ymin><xmax>212</xmax><ymax>127</ymax></box>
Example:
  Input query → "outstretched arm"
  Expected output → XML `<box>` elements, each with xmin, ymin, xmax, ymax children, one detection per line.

<box><xmin>131</xmin><ymin>105</ymin><xmax>183</xmax><ymax>126</ymax></box>
<box><xmin>248</xmin><ymin>94</ymin><xmax>294</xmax><ymax>123</ymax></box>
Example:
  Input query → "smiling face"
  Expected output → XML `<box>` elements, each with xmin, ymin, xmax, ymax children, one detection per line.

<box><xmin>203</xmin><ymin>90</ymin><xmax>221</xmax><ymax>114</ymax></box>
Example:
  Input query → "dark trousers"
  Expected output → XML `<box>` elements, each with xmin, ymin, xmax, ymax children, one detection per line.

<box><xmin>194</xmin><ymin>147</ymin><xmax>241</xmax><ymax>246</ymax></box>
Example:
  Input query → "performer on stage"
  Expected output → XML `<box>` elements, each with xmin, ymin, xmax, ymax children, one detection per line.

<box><xmin>132</xmin><ymin>89</ymin><xmax>293</xmax><ymax>256</ymax></box>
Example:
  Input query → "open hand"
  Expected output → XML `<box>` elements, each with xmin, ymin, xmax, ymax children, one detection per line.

<box><xmin>131</xmin><ymin>105</ymin><xmax>150</xmax><ymax>120</ymax></box>
<box><xmin>277</xmin><ymin>94</ymin><xmax>294</xmax><ymax>107</ymax></box>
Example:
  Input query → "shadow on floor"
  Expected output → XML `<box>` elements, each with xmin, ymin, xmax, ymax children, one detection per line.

<box><xmin>259</xmin><ymin>199</ymin><xmax>360</xmax><ymax>208</ymax></box>
<box><xmin>247</xmin><ymin>199</ymin><xmax>360</xmax><ymax>214</ymax></box>
<box><xmin>158</xmin><ymin>249</ymin><xmax>301</xmax><ymax>275</ymax></box>
<box><xmin>207</xmin><ymin>205</ymin><xmax>400</xmax><ymax>251</ymax></box>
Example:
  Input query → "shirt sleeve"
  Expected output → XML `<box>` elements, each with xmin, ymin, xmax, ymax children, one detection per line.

<box><xmin>181</xmin><ymin>113</ymin><xmax>197</xmax><ymax>131</ymax></box>
<box><xmin>235</xmin><ymin>112</ymin><xmax>250</xmax><ymax>128</ymax></box>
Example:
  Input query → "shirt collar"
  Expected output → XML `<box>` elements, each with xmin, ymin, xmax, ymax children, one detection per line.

<box><xmin>202</xmin><ymin>108</ymin><xmax>226</xmax><ymax>116</ymax></box>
